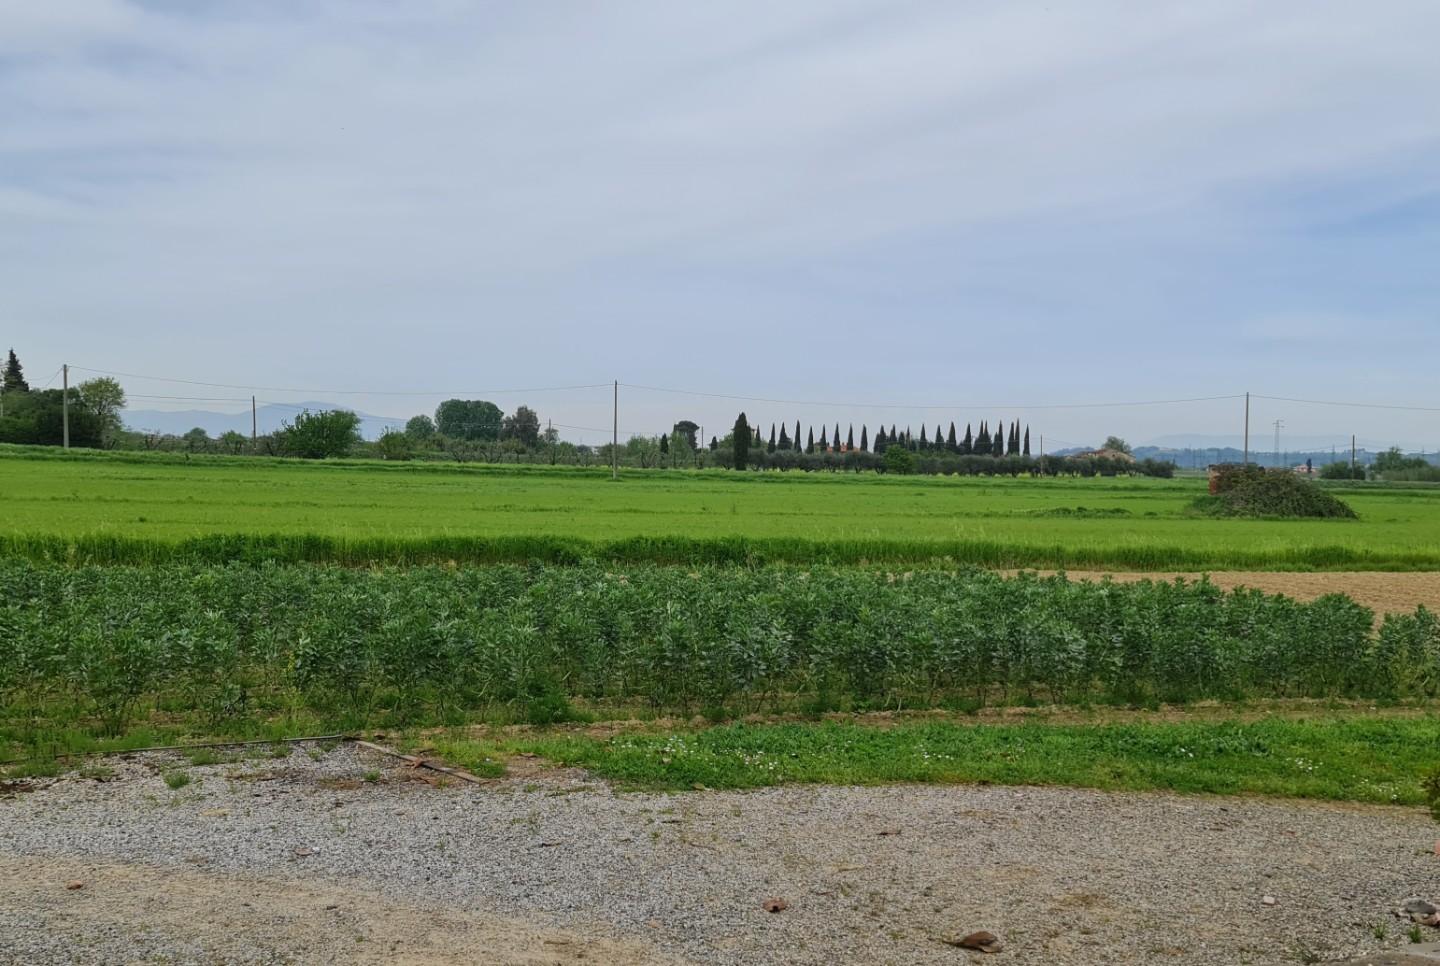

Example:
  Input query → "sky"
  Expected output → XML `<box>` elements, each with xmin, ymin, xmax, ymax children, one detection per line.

<box><xmin>2</xmin><ymin>0</ymin><xmax>1438</xmax><ymax>451</ymax></box>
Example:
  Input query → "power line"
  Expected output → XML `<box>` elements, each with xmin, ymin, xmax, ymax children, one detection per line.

<box><xmin>1251</xmin><ymin>393</ymin><xmax>1440</xmax><ymax>414</ymax></box>
<box><xmin>69</xmin><ymin>365</ymin><xmax>611</xmax><ymax>398</ymax></box>
<box><xmin>622</xmin><ymin>383</ymin><xmax>1246</xmax><ymax>412</ymax></box>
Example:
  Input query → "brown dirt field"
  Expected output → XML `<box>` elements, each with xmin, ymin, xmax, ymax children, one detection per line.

<box><xmin>1011</xmin><ymin>570</ymin><xmax>1440</xmax><ymax>617</ymax></box>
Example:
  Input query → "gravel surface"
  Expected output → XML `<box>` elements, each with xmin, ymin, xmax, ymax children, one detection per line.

<box><xmin>2</xmin><ymin>742</ymin><xmax>1437</xmax><ymax>965</ymax></box>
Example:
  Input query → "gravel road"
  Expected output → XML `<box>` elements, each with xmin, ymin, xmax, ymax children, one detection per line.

<box><xmin>2</xmin><ymin>742</ymin><xmax>1436</xmax><ymax>965</ymax></box>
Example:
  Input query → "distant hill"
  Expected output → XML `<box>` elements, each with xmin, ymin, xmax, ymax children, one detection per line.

<box><xmin>123</xmin><ymin>401</ymin><xmax>406</xmax><ymax>441</ymax></box>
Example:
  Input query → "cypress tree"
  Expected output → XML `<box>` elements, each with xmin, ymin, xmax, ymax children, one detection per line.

<box><xmin>962</xmin><ymin>423</ymin><xmax>973</xmax><ymax>455</ymax></box>
<box><xmin>834</xmin><ymin>423</ymin><xmax>841</xmax><ymax>451</ymax></box>
<box><xmin>819</xmin><ymin>426</ymin><xmax>828</xmax><ymax>450</ymax></box>
<box><xmin>806</xmin><ymin>428</ymin><xmax>815</xmax><ymax>454</ymax></box>
<box><xmin>976</xmin><ymin>422</ymin><xmax>989</xmax><ymax>453</ymax></box>
<box><xmin>1011</xmin><ymin>422</ymin><xmax>1020</xmax><ymax>455</ymax></box>
<box><xmin>846</xmin><ymin>425</ymin><xmax>854</xmax><ymax>450</ymax></box>
<box><xmin>733</xmin><ymin>412</ymin><xmax>751</xmax><ymax>470</ymax></box>
<box><xmin>875</xmin><ymin>426</ymin><xmax>886</xmax><ymax>451</ymax></box>
<box><xmin>660</xmin><ymin>433</ymin><xmax>669</xmax><ymax>455</ymax></box>
<box><xmin>947</xmin><ymin>422</ymin><xmax>957</xmax><ymax>453</ymax></box>
<box><xmin>2</xmin><ymin>349</ymin><xmax>27</xmax><ymax>393</ymax></box>
<box><xmin>768</xmin><ymin>423</ymin><xmax>776</xmax><ymax>453</ymax></box>
<box><xmin>778</xmin><ymin>423</ymin><xmax>791</xmax><ymax>450</ymax></box>
<box><xmin>919</xmin><ymin>424</ymin><xmax>929</xmax><ymax>449</ymax></box>
<box><xmin>992</xmin><ymin>420</ymin><xmax>1004</xmax><ymax>457</ymax></box>
<box><xmin>935</xmin><ymin>425</ymin><xmax>944</xmax><ymax>452</ymax></box>
<box><xmin>860</xmin><ymin>425</ymin><xmax>868</xmax><ymax>452</ymax></box>
<box><xmin>1023</xmin><ymin>426</ymin><xmax>1031</xmax><ymax>456</ymax></box>
<box><xmin>795</xmin><ymin>421</ymin><xmax>802</xmax><ymax>452</ymax></box>
<box><xmin>710</xmin><ymin>436</ymin><xmax>718</xmax><ymax>451</ymax></box>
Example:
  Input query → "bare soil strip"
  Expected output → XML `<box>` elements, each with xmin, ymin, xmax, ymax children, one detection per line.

<box><xmin>1014</xmin><ymin>570</ymin><xmax>1440</xmax><ymax>617</ymax></box>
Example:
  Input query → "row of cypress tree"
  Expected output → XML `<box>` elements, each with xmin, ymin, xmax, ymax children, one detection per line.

<box><xmin>733</xmin><ymin>416</ymin><xmax>1031</xmax><ymax>458</ymax></box>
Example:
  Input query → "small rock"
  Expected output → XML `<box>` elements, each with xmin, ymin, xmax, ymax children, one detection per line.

<box><xmin>946</xmin><ymin>931</ymin><xmax>1003</xmax><ymax>954</ymax></box>
<box><xmin>292</xmin><ymin>846</ymin><xmax>316</xmax><ymax>858</ymax></box>
<box><xmin>762</xmin><ymin>897</ymin><xmax>789</xmax><ymax>914</ymax></box>
<box><xmin>1261</xmin><ymin>895</ymin><xmax>1277</xmax><ymax>906</ymax></box>
<box><xmin>1403</xmin><ymin>898</ymin><xmax>1438</xmax><ymax>920</ymax></box>
<box><xmin>64</xmin><ymin>880</ymin><xmax>84</xmax><ymax>891</ymax></box>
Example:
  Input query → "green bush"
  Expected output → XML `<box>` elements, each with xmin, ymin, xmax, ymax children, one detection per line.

<box><xmin>1197</xmin><ymin>466</ymin><xmax>1356</xmax><ymax>519</ymax></box>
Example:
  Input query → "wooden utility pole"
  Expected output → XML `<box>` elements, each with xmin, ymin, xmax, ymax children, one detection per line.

<box><xmin>1243</xmin><ymin>391</ymin><xmax>1250</xmax><ymax>465</ymax></box>
<box><xmin>611</xmin><ymin>380</ymin><xmax>618</xmax><ymax>480</ymax></box>
<box><xmin>61</xmin><ymin>363</ymin><xmax>70</xmax><ymax>449</ymax></box>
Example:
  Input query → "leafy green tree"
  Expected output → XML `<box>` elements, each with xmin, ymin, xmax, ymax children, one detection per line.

<box><xmin>2</xmin><ymin>349</ymin><xmax>26</xmax><ymax>393</ymax></box>
<box><xmin>0</xmin><ymin>389</ymin><xmax>100</xmax><ymax>446</ymax></box>
<box><xmin>1102</xmin><ymin>435</ymin><xmax>1133</xmax><ymax>455</ymax></box>
<box><xmin>732</xmin><ymin>412</ymin><xmax>751</xmax><ymax>470</ymax></box>
<box><xmin>883</xmin><ymin>444</ymin><xmax>914</xmax><ymax>474</ymax></box>
<box><xmin>1374</xmin><ymin>447</ymin><xmax>1429</xmax><ymax>474</ymax></box>
<box><xmin>75</xmin><ymin>377</ymin><xmax>126</xmax><ymax>448</ymax></box>
<box><xmin>404</xmin><ymin>415</ymin><xmax>436</xmax><ymax>441</ymax></box>
<box><xmin>501</xmin><ymin>405</ymin><xmax>541</xmax><ymax>447</ymax></box>
<box><xmin>276</xmin><ymin>409</ymin><xmax>361</xmax><ymax>459</ymax></box>
<box><xmin>435</xmin><ymin>399</ymin><xmax>502</xmax><ymax>441</ymax></box>
<box><xmin>219</xmin><ymin>430</ymin><xmax>248</xmax><ymax>454</ymax></box>
<box><xmin>672</xmin><ymin>420</ymin><xmax>699</xmax><ymax>450</ymax></box>
<box><xmin>376</xmin><ymin>428</ymin><xmax>414</xmax><ymax>461</ymax></box>
<box><xmin>183</xmin><ymin>427</ymin><xmax>211</xmax><ymax>453</ymax></box>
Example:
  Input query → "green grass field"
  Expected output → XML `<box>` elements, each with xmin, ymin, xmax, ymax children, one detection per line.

<box><xmin>5</xmin><ymin>446</ymin><xmax>1440</xmax><ymax>568</ymax></box>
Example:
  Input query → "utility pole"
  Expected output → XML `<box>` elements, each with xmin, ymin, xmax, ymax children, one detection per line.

<box><xmin>1351</xmin><ymin>435</ymin><xmax>1357</xmax><ymax>476</ymax></box>
<box><xmin>251</xmin><ymin>396</ymin><xmax>258</xmax><ymax>449</ymax></box>
<box><xmin>611</xmin><ymin>380</ymin><xmax>618</xmax><ymax>481</ymax></box>
<box><xmin>1273</xmin><ymin>418</ymin><xmax>1283</xmax><ymax>468</ymax></box>
<box><xmin>1243</xmin><ymin>391</ymin><xmax>1250</xmax><ymax>465</ymax></box>
<box><xmin>62</xmin><ymin>363</ymin><xmax>70</xmax><ymax>449</ymax></box>
<box><xmin>1039</xmin><ymin>433</ymin><xmax>1045</xmax><ymax>475</ymax></box>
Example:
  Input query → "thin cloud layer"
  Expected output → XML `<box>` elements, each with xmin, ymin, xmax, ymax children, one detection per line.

<box><xmin>2</xmin><ymin>0</ymin><xmax>1437</xmax><ymax>445</ymax></box>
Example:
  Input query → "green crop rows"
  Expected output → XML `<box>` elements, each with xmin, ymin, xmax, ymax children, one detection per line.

<box><xmin>6</xmin><ymin>447</ymin><xmax>1440</xmax><ymax>569</ymax></box>
<box><xmin>5</xmin><ymin>563</ymin><xmax>1438</xmax><ymax>750</ymax></box>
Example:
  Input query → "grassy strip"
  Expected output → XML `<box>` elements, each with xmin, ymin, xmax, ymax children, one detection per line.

<box><xmin>5</xmin><ymin>531</ymin><xmax>1439</xmax><ymax>570</ymax></box>
<box><xmin>434</xmin><ymin>717</ymin><xmax>1440</xmax><ymax>805</ymax></box>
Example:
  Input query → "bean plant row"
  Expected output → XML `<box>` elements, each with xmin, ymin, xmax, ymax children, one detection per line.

<box><xmin>2</xmin><ymin>562</ymin><xmax>1437</xmax><ymax>735</ymax></box>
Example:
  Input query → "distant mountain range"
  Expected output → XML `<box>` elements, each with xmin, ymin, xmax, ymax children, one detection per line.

<box><xmin>123</xmin><ymin>402</ymin><xmax>406</xmax><ymax>441</ymax></box>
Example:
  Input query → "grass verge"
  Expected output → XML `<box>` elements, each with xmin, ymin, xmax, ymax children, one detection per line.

<box><xmin>419</xmin><ymin>715</ymin><xmax>1440</xmax><ymax>806</ymax></box>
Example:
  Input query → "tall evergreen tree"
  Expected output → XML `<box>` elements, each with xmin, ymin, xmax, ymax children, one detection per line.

<box><xmin>660</xmin><ymin>433</ymin><xmax>669</xmax><ymax>456</ymax></box>
<box><xmin>2</xmin><ymin>349</ymin><xmax>27</xmax><ymax>393</ymax></box>
<box><xmin>860</xmin><ymin>425</ymin><xmax>868</xmax><ymax>452</ymax></box>
<box><xmin>768</xmin><ymin>423</ymin><xmax>776</xmax><ymax>453</ymax></box>
<box><xmin>1023</xmin><ymin>426</ymin><xmax>1031</xmax><ymax>456</ymax></box>
<box><xmin>992</xmin><ymin>419</ymin><xmax>1004</xmax><ymax>457</ymax></box>
<box><xmin>976</xmin><ymin>422</ymin><xmax>990</xmax><ymax>453</ymax></box>
<box><xmin>733</xmin><ymin>412</ymin><xmax>751</xmax><ymax>469</ymax></box>
<box><xmin>778</xmin><ymin>423</ymin><xmax>791</xmax><ymax>450</ymax></box>
<box><xmin>846</xmin><ymin>425</ymin><xmax>854</xmax><ymax>450</ymax></box>
<box><xmin>709</xmin><ymin>436</ymin><xmax>718</xmax><ymax>451</ymax></box>
<box><xmin>1011</xmin><ymin>422</ymin><xmax>1021</xmax><ymax>455</ymax></box>
<box><xmin>875</xmin><ymin>426</ymin><xmax>886</xmax><ymax>451</ymax></box>
<box><xmin>919</xmin><ymin>424</ymin><xmax>929</xmax><ymax>449</ymax></box>
<box><xmin>962</xmin><ymin>423</ymin><xmax>973</xmax><ymax>455</ymax></box>
<box><xmin>806</xmin><ymin>428</ymin><xmax>815</xmax><ymax>454</ymax></box>
<box><xmin>795</xmin><ymin>421</ymin><xmax>802</xmax><ymax>452</ymax></box>
<box><xmin>947</xmin><ymin>422</ymin><xmax>957</xmax><ymax>452</ymax></box>
<box><xmin>935</xmin><ymin>425</ymin><xmax>944</xmax><ymax>451</ymax></box>
<box><xmin>819</xmin><ymin>425</ymin><xmax>828</xmax><ymax>450</ymax></box>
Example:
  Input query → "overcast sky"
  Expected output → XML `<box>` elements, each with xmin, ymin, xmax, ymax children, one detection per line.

<box><xmin>3</xmin><ymin>0</ymin><xmax>1438</xmax><ymax>450</ymax></box>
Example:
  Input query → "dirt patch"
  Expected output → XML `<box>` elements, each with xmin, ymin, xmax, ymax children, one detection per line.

<box><xmin>1011</xmin><ymin>570</ymin><xmax>1440</xmax><ymax>617</ymax></box>
<box><xmin>0</xmin><ymin>855</ymin><xmax>677</xmax><ymax>965</ymax></box>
